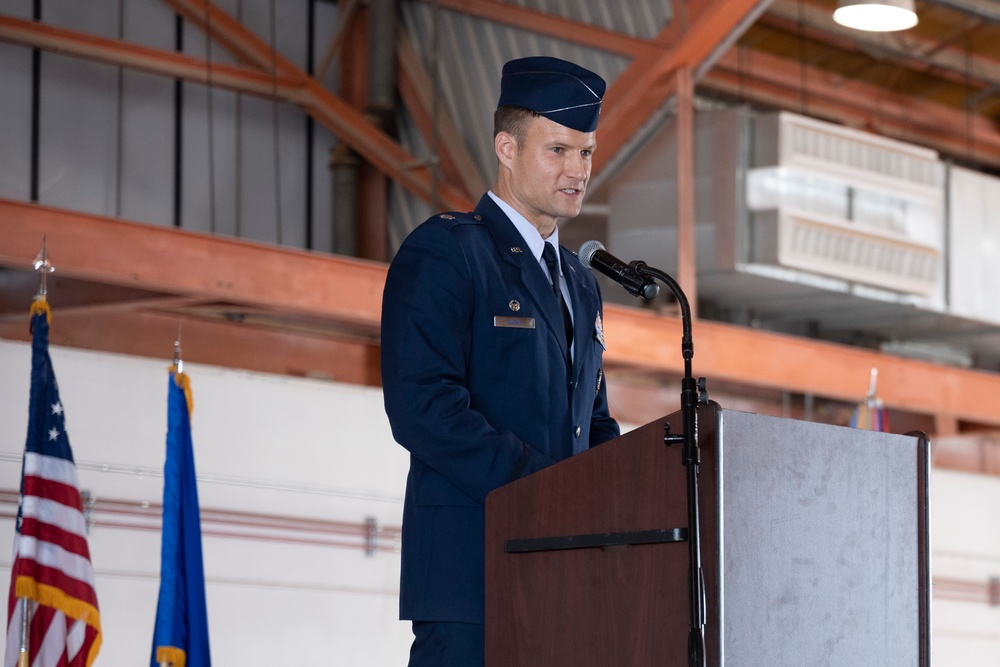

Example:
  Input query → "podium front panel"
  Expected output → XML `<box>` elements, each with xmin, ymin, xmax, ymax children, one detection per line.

<box><xmin>717</xmin><ymin>409</ymin><xmax>928</xmax><ymax>666</ymax></box>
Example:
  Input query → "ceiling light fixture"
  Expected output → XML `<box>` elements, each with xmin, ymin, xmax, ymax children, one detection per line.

<box><xmin>833</xmin><ymin>0</ymin><xmax>918</xmax><ymax>32</ymax></box>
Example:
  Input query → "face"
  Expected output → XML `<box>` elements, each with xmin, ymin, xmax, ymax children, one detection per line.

<box><xmin>495</xmin><ymin>115</ymin><xmax>596</xmax><ymax>238</ymax></box>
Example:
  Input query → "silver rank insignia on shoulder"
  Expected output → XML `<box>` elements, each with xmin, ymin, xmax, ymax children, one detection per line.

<box><xmin>595</xmin><ymin>312</ymin><xmax>606</xmax><ymax>349</ymax></box>
<box><xmin>439</xmin><ymin>213</ymin><xmax>456</xmax><ymax>220</ymax></box>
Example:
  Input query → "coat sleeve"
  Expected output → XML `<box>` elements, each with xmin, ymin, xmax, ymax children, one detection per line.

<box><xmin>381</xmin><ymin>221</ymin><xmax>557</xmax><ymax>506</ymax></box>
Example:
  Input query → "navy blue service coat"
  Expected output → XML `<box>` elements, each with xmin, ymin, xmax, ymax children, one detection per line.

<box><xmin>381</xmin><ymin>194</ymin><xmax>620</xmax><ymax>624</ymax></box>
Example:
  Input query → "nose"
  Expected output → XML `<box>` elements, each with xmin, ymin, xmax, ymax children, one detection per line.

<box><xmin>565</xmin><ymin>152</ymin><xmax>589</xmax><ymax>182</ymax></box>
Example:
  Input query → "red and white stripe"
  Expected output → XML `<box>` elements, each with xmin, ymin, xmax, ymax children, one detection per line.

<box><xmin>5</xmin><ymin>451</ymin><xmax>101</xmax><ymax>667</ymax></box>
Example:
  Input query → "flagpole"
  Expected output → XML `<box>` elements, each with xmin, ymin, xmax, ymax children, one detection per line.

<box><xmin>18</xmin><ymin>597</ymin><xmax>29</xmax><ymax>667</ymax></box>
<box><xmin>16</xmin><ymin>238</ymin><xmax>55</xmax><ymax>667</ymax></box>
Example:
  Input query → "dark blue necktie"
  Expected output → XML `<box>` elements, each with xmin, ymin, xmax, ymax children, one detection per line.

<box><xmin>542</xmin><ymin>243</ymin><xmax>574</xmax><ymax>355</ymax></box>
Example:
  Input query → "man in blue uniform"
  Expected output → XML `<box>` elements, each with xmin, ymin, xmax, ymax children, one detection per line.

<box><xmin>381</xmin><ymin>55</ymin><xmax>620</xmax><ymax>666</ymax></box>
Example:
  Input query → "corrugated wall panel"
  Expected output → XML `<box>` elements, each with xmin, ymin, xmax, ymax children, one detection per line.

<box><xmin>0</xmin><ymin>1</ymin><xmax>33</xmax><ymax>201</ymax></box>
<box><xmin>0</xmin><ymin>0</ymin><xmax>337</xmax><ymax>252</ymax></box>
<box><xmin>37</xmin><ymin>1</ymin><xmax>121</xmax><ymax>216</ymax></box>
<box><xmin>118</xmin><ymin>0</ymin><xmax>177</xmax><ymax>227</ymax></box>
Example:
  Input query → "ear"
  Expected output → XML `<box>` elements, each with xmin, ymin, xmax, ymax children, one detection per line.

<box><xmin>495</xmin><ymin>131</ymin><xmax>517</xmax><ymax>169</ymax></box>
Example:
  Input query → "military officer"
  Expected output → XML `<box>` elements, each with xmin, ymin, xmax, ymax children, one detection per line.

<box><xmin>381</xmin><ymin>55</ymin><xmax>620</xmax><ymax>666</ymax></box>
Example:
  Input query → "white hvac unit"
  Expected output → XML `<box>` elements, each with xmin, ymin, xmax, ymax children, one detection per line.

<box><xmin>747</xmin><ymin>112</ymin><xmax>945</xmax><ymax>297</ymax></box>
<box><xmin>948</xmin><ymin>166</ymin><xmax>1000</xmax><ymax>326</ymax></box>
<box><xmin>603</xmin><ymin>108</ymin><xmax>997</xmax><ymax>367</ymax></box>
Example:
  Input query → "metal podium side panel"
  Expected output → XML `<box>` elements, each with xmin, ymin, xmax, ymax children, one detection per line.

<box><xmin>717</xmin><ymin>409</ymin><xmax>922</xmax><ymax>666</ymax></box>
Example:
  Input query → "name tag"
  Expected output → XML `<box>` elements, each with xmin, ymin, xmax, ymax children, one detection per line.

<box><xmin>494</xmin><ymin>316</ymin><xmax>535</xmax><ymax>329</ymax></box>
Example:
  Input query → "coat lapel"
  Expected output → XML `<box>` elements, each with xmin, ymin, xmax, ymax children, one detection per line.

<box><xmin>475</xmin><ymin>196</ymin><xmax>571</xmax><ymax>360</ymax></box>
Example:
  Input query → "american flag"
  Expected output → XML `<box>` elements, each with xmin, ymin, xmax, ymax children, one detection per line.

<box><xmin>5</xmin><ymin>303</ymin><xmax>102</xmax><ymax>667</ymax></box>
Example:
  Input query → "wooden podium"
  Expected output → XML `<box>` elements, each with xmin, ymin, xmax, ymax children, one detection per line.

<box><xmin>485</xmin><ymin>403</ymin><xmax>930</xmax><ymax>666</ymax></box>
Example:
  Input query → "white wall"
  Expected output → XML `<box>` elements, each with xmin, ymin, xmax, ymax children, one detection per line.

<box><xmin>3</xmin><ymin>340</ymin><xmax>1000</xmax><ymax>664</ymax></box>
<box><xmin>930</xmin><ymin>470</ymin><xmax>1000</xmax><ymax>665</ymax></box>
<box><xmin>0</xmin><ymin>339</ymin><xmax>412</xmax><ymax>665</ymax></box>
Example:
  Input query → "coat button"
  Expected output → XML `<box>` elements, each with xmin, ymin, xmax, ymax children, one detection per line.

<box><xmin>574</xmin><ymin>426</ymin><xmax>581</xmax><ymax>438</ymax></box>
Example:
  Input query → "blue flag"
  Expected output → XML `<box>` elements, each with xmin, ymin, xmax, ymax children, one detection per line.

<box><xmin>150</xmin><ymin>370</ymin><xmax>211</xmax><ymax>667</ymax></box>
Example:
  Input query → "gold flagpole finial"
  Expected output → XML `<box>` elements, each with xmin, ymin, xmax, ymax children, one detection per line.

<box><xmin>173</xmin><ymin>324</ymin><xmax>184</xmax><ymax>375</ymax></box>
<box><xmin>32</xmin><ymin>236</ymin><xmax>55</xmax><ymax>302</ymax></box>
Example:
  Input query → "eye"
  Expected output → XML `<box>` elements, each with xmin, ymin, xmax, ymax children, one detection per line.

<box><xmin>581</xmin><ymin>149</ymin><xmax>592</xmax><ymax>158</ymax></box>
<box><xmin>551</xmin><ymin>146</ymin><xmax>563</xmax><ymax>154</ymax></box>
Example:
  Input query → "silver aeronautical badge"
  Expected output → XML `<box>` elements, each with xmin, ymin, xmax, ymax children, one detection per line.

<box><xmin>595</xmin><ymin>312</ymin><xmax>606</xmax><ymax>349</ymax></box>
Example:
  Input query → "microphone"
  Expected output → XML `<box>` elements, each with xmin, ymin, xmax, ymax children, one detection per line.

<box><xmin>578</xmin><ymin>241</ymin><xmax>659</xmax><ymax>301</ymax></box>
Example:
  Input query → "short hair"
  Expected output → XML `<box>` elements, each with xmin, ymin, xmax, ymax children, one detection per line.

<box><xmin>494</xmin><ymin>105</ymin><xmax>540</xmax><ymax>145</ymax></box>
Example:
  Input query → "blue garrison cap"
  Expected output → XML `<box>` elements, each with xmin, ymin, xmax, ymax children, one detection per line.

<box><xmin>497</xmin><ymin>56</ymin><xmax>606</xmax><ymax>133</ymax></box>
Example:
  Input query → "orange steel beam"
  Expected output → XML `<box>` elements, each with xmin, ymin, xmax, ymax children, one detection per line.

<box><xmin>0</xmin><ymin>13</ymin><xmax>306</xmax><ymax>98</ymax></box>
<box><xmin>413</xmin><ymin>0</ymin><xmax>657</xmax><ymax>58</ymax></box>
<box><xmin>706</xmin><ymin>46</ymin><xmax>1000</xmax><ymax>167</ymax></box>
<box><xmin>0</xmin><ymin>309</ymin><xmax>382</xmax><ymax>386</ymax></box>
<box><xmin>0</xmin><ymin>199</ymin><xmax>385</xmax><ymax>329</ymax></box>
<box><xmin>601</xmin><ymin>304</ymin><xmax>1000</xmax><ymax>428</ymax></box>
<box><xmin>5</xmin><ymin>197</ymin><xmax>1000</xmax><ymax>424</ymax></box>
<box><xmin>397</xmin><ymin>29</ymin><xmax>485</xmax><ymax>203</ymax></box>
<box><xmin>315</xmin><ymin>0</ymin><xmax>361</xmax><ymax>82</ymax></box>
<box><xmin>164</xmin><ymin>0</ymin><xmax>301</xmax><ymax>79</ymax></box>
<box><xmin>764</xmin><ymin>0</ymin><xmax>1000</xmax><ymax>93</ymax></box>
<box><xmin>595</xmin><ymin>0</ymin><xmax>773</xmax><ymax>176</ymax></box>
<box><xmin>755</xmin><ymin>12</ymin><xmax>1000</xmax><ymax>95</ymax></box>
<box><xmin>160</xmin><ymin>0</ymin><xmax>474</xmax><ymax>212</ymax></box>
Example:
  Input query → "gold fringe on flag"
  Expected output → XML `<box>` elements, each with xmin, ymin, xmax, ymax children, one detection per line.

<box><xmin>168</xmin><ymin>365</ymin><xmax>194</xmax><ymax>416</ymax></box>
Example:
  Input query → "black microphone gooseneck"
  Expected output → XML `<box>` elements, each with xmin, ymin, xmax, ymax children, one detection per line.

<box><xmin>579</xmin><ymin>241</ymin><xmax>707</xmax><ymax>667</ymax></box>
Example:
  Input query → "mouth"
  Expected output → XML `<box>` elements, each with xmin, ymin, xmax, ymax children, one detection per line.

<box><xmin>559</xmin><ymin>188</ymin><xmax>584</xmax><ymax>197</ymax></box>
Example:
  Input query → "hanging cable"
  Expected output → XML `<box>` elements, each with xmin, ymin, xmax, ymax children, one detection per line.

<box><xmin>964</xmin><ymin>17</ymin><xmax>974</xmax><ymax>161</ymax></box>
<box><xmin>115</xmin><ymin>0</ymin><xmax>125</xmax><ymax>218</ymax></box>
<box><xmin>797</xmin><ymin>0</ymin><xmax>807</xmax><ymax>115</ymax></box>
<box><xmin>269</xmin><ymin>0</ymin><xmax>284</xmax><ymax>246</ymax></box>
<box><xmin>430</xmin><ymin>0</ymin><xmax>441</xmax><ymax>213</ymax></box>
<box><xmin>235</xmin><ymin>0</ymin><xmax>244</xmax><ymax>238</ymax></box>
<box><xmin>204</xmin><ymin>1</ymin><xmax>217</xmax><ymax>234</ymax></box>
<box><xmin>29</xmin><ymin>0</ymin><xmax>41</xmax><ymax>203</ymax></box>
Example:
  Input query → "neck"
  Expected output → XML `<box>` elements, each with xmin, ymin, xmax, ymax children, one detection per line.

<box><xmin>491</xmin><ymin>181</ymin><xmax>558</xmax><ymax>239</ymax></box>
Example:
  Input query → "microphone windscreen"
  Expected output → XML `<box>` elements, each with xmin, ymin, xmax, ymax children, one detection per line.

<box><xmin>578</xmin><ymin>240</ymin><xmax>605</xmax><ymax>269</ymax></box>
